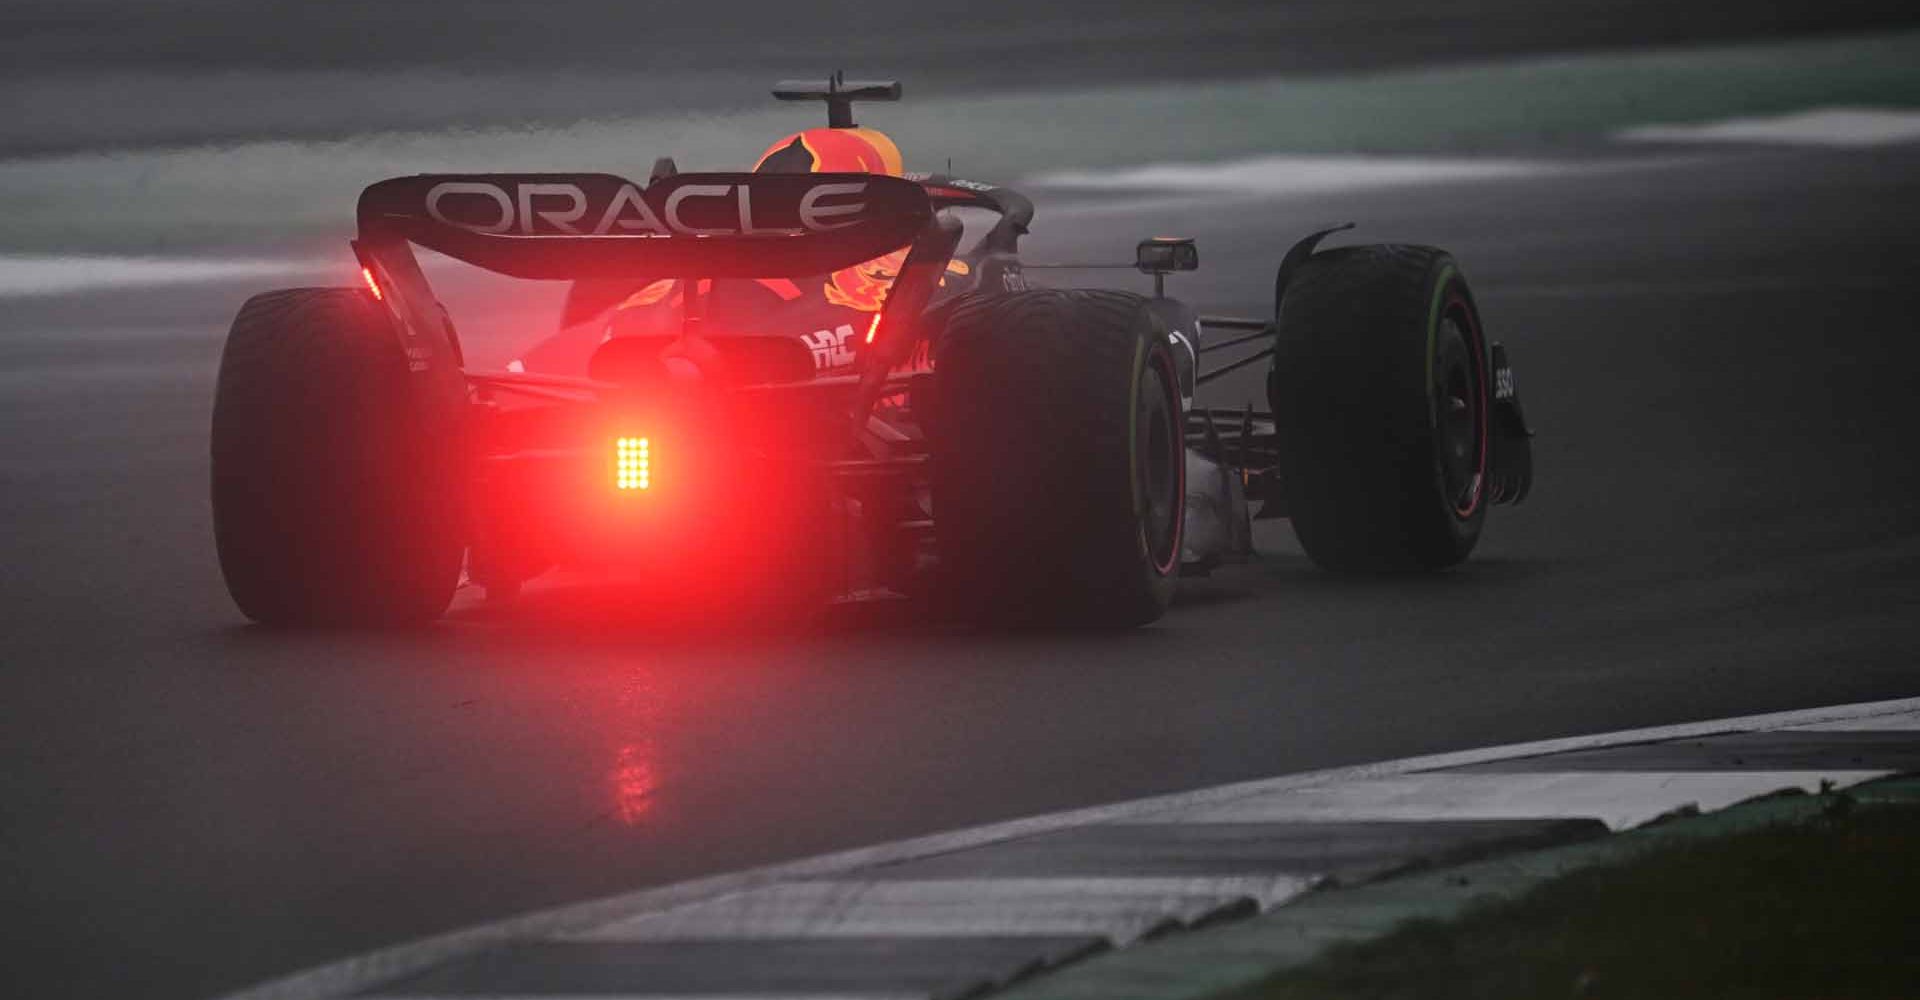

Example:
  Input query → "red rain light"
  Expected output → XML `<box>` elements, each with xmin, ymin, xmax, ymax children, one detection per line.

<box><xmin>864</xmin><ymin>313</ymin><xmax>882</xmax><ymax>344</ymax></box>
<box><xmin>615</xmin><ymin>436</ymin><xmax>651</xmax><ymax>491</ymax></box>
<box><xmin>360</xmin><ymin>266</ymin><xmax>383</xmax><ymax>300</ymax></box>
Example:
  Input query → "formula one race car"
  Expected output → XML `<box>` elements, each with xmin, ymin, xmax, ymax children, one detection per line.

<box><xmin>210</xmin><ymin>77</ymin><xmax>1532</xmax><ymax>628</ymax></box>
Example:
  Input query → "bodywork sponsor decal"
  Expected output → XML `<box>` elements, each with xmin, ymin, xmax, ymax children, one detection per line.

<box><xmin>802</xmin><ymin>324</ymin><xmax>859</xmax><ymax>371</ymax></box>
<box><xmin>420</xmin><ymin>177</ymin><xmax>877</xmax><ymax>238</ymax></box>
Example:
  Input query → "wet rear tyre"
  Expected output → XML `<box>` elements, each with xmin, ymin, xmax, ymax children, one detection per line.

<box><xmin>931</xmin><ymin>289</ymin><xmax>1184</xmax><ymax>627</ymax></box>
<box><xmin>1268</xmin><ymin>245</ymin><xmax>1491</xmax><ymax>571</ymax></box>
<box><xmin>211</xmin><ymin>288</ymin><xmax>467</xmax><ymax>625</ymax></box>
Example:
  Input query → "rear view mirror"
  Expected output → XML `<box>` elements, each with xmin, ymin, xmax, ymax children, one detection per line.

<box><xmin>1137</xmin><ymin>237</ymin><xmax>1199</xmax><ymax>274</ymax></box>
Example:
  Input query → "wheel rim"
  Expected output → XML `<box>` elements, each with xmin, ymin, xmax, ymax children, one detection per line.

<box><xmin>1135</xmin><ymin>346</ymin><xmax>1183</xmax><ymax>574</ymax></box>
<box><xmin>1434</xmin><ymin>310</ymin><xmax>1488</xmax><ymax>519</ymax></box>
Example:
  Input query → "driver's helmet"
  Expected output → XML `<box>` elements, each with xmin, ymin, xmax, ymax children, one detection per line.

<box><xmin>754</xmin><ymin>127</ymin><xmax>904</xmax><ymax>176</ymax></box>
<box><xmin>754</xmin><ymin>128</ymin><xmax>912</xmax><ymax>314</ymax></box>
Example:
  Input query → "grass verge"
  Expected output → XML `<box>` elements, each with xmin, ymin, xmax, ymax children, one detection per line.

<box><xmin>1238</xmin><ymin>796</ymin><xmax>1920</xmax><ymax>1000</ymax></box>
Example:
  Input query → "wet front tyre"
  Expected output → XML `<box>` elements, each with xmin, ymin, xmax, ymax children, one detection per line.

<box><xmin>930</xmin><ymin>290</ymin><xmax>1184</xmax><ymax>626</ymax></box>
<box><xmin>211</xmin><ymin>288</ymin><xmax>467</xmax><ymax>625</ymax></box>
<box><xmin>1268</xmin><ymin>245</ymin><xmax>1492</xmax><ymax>571</ymax></box>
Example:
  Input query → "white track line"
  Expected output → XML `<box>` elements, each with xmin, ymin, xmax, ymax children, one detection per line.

<box><xmin>1787</xmin><ymin>708</ymin><xmax>1920</xmax><ymax>731</ymax></box>
<box><xmin>369</xmin><ymin>996</ymin><xmax>917</xmax><ymax>1000</ymax></box>
<box><xmin>218</xmin><ymin>695</ymin><xmax>1920</xmax><ymax>1000</ymax></box>
<box><xmin>1618</xmin><ymin>107</ymin><xmax>1920</xmax><ymax>147</ymax></box>
<box><xmin>0</xmin><ymin>253</ymin><xmax>323</xmax><ymax>297</ymax></box>
<box><xmin>569</xmin><ymin>877</ymin><xmax>1314</xmax><ymax>944</ymax></box>
<box><xmin>1028</xmin><ymin>155</ymin><xmax>1563</xmax><ymax>196</ymax></box>
<box><xmin>1121</xmin><ymin>770</ymin><xmax>1887</xmax><ymax>829</ymax></box>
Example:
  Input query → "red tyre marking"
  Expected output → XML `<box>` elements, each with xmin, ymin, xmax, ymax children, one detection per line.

<box><xmin>1447</xmin><ymin>288</ymin><xmax>1490</xmax><ymax>520</ymax></box>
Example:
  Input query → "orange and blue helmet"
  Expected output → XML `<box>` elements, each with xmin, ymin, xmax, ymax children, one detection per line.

<box><xmin>752</xmin><ymin>127</ymin><xmax>912</xmax><ymax>314</ymax></box>
<box><xmin>755</xmin><ymin>127</ymin><xmax>904</xmax><ymax>176</ymax></box>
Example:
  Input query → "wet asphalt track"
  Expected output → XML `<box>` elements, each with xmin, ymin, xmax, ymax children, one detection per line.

<box><xmin>3</xmin><ymin>141</ymin><xmax>1919</xmax><ymax>1000</ymax></box>
<box><xmin>6</xmin><ymin>0</ymin><xmax>1915</xmax><ymax>155</ymax></box>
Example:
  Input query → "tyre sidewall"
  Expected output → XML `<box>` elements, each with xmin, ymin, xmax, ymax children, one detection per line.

<box><xmin>211</xmin><ymin>287</ymin><xmax>466</xmax><ymax>625</ymax></box>
<box><xmin>931</xmin><ymin>290</ymin><xmax>1182</xmax><ymax>626</ymax></box>
<box><xmin>1270</xmin><ymin>245</ymin><xmax>1491</xmax><ymax>571</ymax></box>
<box><xmin>1417</xmin><ymin>265</ymin><xmax>1490</xmax><ymax>564</ymax></box>
<box><xmin>1125</xmin><ymin>328</ymin><xmax>1185</xmax><ymax>613</ymax></box>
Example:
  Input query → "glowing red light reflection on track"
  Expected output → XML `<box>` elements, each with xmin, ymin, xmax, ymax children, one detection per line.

<box><xmin>611</xmin><ymin>743</ymin><xmax>659</xmax><ymax>824</ymax></box>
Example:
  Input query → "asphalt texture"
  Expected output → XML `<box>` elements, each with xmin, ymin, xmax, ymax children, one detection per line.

<box><xmin>3</xmin><ymin>140</ymin><xmax>1919</xmax><ymax>1000</ymax></box>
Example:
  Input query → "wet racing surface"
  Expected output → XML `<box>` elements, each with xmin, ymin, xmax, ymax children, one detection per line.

<box><xmin>3</xmin><ymin>134</ymin><xmax>1918</xmax><ymax>998</ymax></box>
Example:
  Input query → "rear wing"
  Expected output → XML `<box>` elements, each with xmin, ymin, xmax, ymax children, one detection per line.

<box><xmin>349</xmin><ymin>171</ymin><xmax>953</xmax><ymax>417</ymax></box>
<box><xmin>354</xmin><ymin>171</ymin><xmax>932</xmax><ymax>280</ymax></box>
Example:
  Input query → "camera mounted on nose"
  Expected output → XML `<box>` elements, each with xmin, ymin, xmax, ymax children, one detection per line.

<box><xmin>1137</xmin><ymin>236</ymin><xmax>1199</xmax><ymax>297</ymax></box>
<box><xmin>773</xmin><ymin>72</ymin><xmax>902</xmax><ymax>129</ymax></box>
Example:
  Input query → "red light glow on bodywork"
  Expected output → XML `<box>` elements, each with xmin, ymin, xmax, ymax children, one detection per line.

<box><xmin>360</xmin><ymin>266</ymin><xmax>383</xmax><ymax>300</ymax></box>
<box><xmin>616</xmin><ymin>436</ymin><xmax>650</xmax><ymax>490</ymax></box>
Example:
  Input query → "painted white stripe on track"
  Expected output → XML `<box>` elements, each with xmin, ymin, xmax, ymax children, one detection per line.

<box><xmin>1787</xmin><ymin>708</ymin><xmax>1920</xmax><ymax>731</ymax></box>
<box><xmin>0</xmin><ymin>253</ymin><xmax>325</xmax><ymax>297</ymax></box>
<box><xmin>1119</xmin><ymin>770</ymin><xmax>1888</xmax><ymax>830</ymax></box>
<box><xmin>569</xmin><ymin>877</ymin><xmax>1314</xmax><ymax>944</ymax></box>
<box><xmin>368</xmin><ymin>996</ymin><xmax>918</xmax><ymax>1000</ymax></box>
<box><xmin>1618</xmin><ymin>107</ymin><xmax>1920</xmax><ymax>147</ymax></box>
<box><xmin>1028</xmin><ymin>155</ymin><xmax>1563</xmax><ymax>196</ymax></box>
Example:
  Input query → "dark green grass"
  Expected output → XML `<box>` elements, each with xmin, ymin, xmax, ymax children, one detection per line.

<box><xmin>1242</xmin><ymin>800</ymin><xmax>1920</xmax><ymax>1000</ymax></box>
